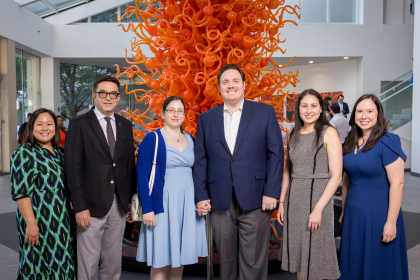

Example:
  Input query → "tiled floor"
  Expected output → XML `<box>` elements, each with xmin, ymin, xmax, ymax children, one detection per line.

<box><xmin>0</xmin><ymin>173</ymin><xmax>418</xmax><ymax>280</ymax></box>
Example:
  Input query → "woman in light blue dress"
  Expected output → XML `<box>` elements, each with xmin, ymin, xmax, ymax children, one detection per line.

<box><xmin>136</xmin><ymin>96</ymin><xmax>207</xmax><ymax>280</ymax></box>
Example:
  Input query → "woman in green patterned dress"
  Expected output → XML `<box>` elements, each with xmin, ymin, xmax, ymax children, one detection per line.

<box><xmin>10</xmin><ymin>108</ymin><xmax>76</xmax><ymax>279</ymax></box>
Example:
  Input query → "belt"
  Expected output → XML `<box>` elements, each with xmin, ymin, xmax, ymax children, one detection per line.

<box><xmin>291</xmin><ymin>173</ymin><xmax>329</xmax><ymax>179</ymax></box>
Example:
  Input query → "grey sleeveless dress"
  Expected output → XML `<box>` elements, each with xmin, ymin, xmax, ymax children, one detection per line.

<box><xmin>280</xmin><ymin>127</ymin><xmax>340</xmax><ymax>280</ymax></box>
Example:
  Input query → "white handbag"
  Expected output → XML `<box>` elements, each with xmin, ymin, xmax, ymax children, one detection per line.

<box><xmin>131</xmin><ymin>131</ymin><xmax>158</xmax><ymax>222</ymax></box>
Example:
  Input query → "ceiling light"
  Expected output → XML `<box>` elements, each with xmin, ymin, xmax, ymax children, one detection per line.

<box><xmin>309</xmin><ymin>61</ymin><xmax>313</xmax><ymax>64</ymax></box>
<box><xmin>344</xmin><ymin>57</ymin><xmax>349</xmax><ymax>60</ymax></box>
<box><xmin>279</xmin><ymin>65</ymin><xmax>283</xmax><ymax>67</ymax></box>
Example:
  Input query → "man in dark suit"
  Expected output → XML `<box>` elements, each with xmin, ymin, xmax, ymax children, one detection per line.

<box><xmin>337</xmin><ymin>94</ymin><xmax>350</xmax><ymax>117</ymax></box>
<box><xmin>194</xmin><ymin>64</ymin><xmax>284</xmax><ymax>280</ymax></box>
<box><xmin>65</xmin><ymin>75</ymin><xmax>136</xmax><ymax>280</ymax></box>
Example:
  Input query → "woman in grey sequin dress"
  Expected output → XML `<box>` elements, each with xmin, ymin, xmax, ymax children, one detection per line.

<box><xmin>277</xmin><ymin>89</ymin><xmax>342</xmax><ymax>280</ymax></box>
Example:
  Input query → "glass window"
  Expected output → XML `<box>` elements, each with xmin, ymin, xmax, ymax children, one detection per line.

<box><xmin>46</xmin><ymin>0</ymin><xmax>83</xmax><ymax>10</ymax></box>
<box><xmin>299</xmin><ymin>0</ymin><xmax>327</xmax><ymax>22</ymax></box>
<box><xmin>120</xmin><ymin>1</ymin><xmax>159</xmax><ymax>23</ymax></box>
<box><xmin>74</xmin><ymin>18</ymin><xmax>88</xmax><ymax>23</ymax></box>
<box><xmin>280</xmin><ymin>0</ymin><xmax>299</xmax><ymax>24</ymax></box>
<box><xmin>25</xmin><ymin>2</ymin><xmax>52</xmax><ymax>16</ymax></box>
<box><xmin>91</xmin><ymin>8</ymin><xmax>118</xmax><ymax>23</ymax></box>
<box><xmin>15</xmin><ymin>49</ymin><xmax>41</xmax><ymax>127</ymax></box>
<box><xmin>330</xmin><ymin>0</ymin><xmax>356</xmax><ymax>22</ymax></box>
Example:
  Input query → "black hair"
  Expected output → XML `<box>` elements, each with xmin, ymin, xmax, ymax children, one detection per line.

<box><xmin>338</xmin><ymin>95</ymin><xmax>344</xmax><ymax>99</ymax></box>
<box><xmin>93</xmin><ymin>75</ymin><xmax>120</xmax><ymax>93</ymax></box>
<box><xmin>23</xmin><ymin>108</ymin><xmax>61</xmax><ymax>148</ymax></box>
<box><xmin>217</xmin><ymin>64</ymin><xmax>246</xmax><ymax>85</ymax></box>
<box><xmin>330</xmin><ymin>103</ymin><xmax>341</xmax><ymax>114</ymax></box>
<box><xmin>162</xmin><ymin>96</ymin><xmax>185</xmax><ymax>133</ymax></box>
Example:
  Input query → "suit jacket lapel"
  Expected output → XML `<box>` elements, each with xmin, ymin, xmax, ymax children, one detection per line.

<box><xmin>88</xmin><ymin>109</ymin><xmax>112</xmax><ymax>160</ymax></box>
<box><xmin>214</xmin><ymin>106</ymin><xmax>232</xmax><ymax>156</ymax></box>
<box><xmin>113</xmin><ymin>114</ymin><xmax>123</xmax><ymax>158</ymax></box>
<box><xmin>233</xmin><ymin>100</ymin><xmax>254</xmax><ymax>155</ymax></box>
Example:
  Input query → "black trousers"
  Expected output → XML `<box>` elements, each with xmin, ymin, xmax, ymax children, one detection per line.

<box><xmin>210</xmin><ymin>192</ymin><xmax>271</xmax><ymax>280</ymax></box>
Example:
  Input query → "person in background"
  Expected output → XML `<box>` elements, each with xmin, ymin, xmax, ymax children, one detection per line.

<box><xmin>57</xmin><ymin>115</ymin><xmax>67</xmax><ymax>148</ymax></box>
<box><xmin>11</xmin><ymin>108</ymin><xmax>76</xmax><ymax>279</ymax></box>
<box><xmin>329</xmin><ymin>103</ymin><xmax>350</xmax><ymax>144</ymax></box>
<box><xmin>18</xmin><ymin>113</ymin><xmax>32</xmax><ymax>145</ymax></box>
<box><xmin>194</xmin><ymin>64</ymin><xmax>283</xmax><ymax>280</ymax></box>
<box><xmin>278</xmin><ymin>89</ymin><xmax>342</xmax><ymax>280</ymax></box>
<box><xmin>336</xmin><ymin>94</ymin><xmax>350</xmax><ymax>117</ymax></box>
<box><xmin>325</xmin><ymin>111</ymin><xmax>333</xmax><ymax>122</ymax></box>
<box><xmin>65</xmin><ymin>75</ymin><xmax>136</xmax><ymax>280</ymax></box>
<box><xmin>339</xmin><ymin>94</ymin><xmax>409</xmax><ymax>280</ymax></box>
<box><xmin>136</xmin><ymin>96</ymin><xmax>207</xmax><ymax>280</ymax></box>
<box><xmin>323</xmin><ymin>96</ymin><xmax>332</xmax><ymax>112</ymax></box>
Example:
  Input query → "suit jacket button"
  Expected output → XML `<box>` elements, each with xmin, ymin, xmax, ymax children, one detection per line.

<box><xmin>113</xmin><ymin>163</ymin><xmax>116</xmax><ymax>166</ymax></box>
<box><xmin>111</xmin><ymin>180</ymin><xmax>114</xmax><ymax>184</ymax></box>
<box><xmin>231</xmin><ymin>160</ymin><xmax>234</xmax><ymax>163</ymax></box>
<box><xmin>229</xmin><ymin>177</ymin><xmax>232</xmax><ymax>180</ymax></box>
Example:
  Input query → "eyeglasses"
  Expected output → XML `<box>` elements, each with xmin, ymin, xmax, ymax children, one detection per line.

<box><xmin>165</xmin><ymin>108</ymin><xmax>185</xmax><ymax>115</ymax></box>
<box><xmin>95</xmin><ymin>91</ymin><xmax>120</xmax><ymax>99</ymax></box>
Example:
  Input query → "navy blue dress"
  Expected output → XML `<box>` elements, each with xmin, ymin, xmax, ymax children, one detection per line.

<box><xmin>339</xmin><ymin>133</ymin><xmax>409</xmax><ymax>280</ymax></box>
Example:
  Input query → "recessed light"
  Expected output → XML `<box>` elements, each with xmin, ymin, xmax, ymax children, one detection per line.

<box><xmin>309</xmin><ymin>61</ymin><xmax>313</xmax><ymax>64</ymax></box>
<box><xmin>279</xmin><ymin>65</ymin><xmax>283</xmax><ymax>67</ymax></box>
<box><xmin>344</xmin><ymin>57</ymin><xmax>349</xmax><ymax>59</ymax></box>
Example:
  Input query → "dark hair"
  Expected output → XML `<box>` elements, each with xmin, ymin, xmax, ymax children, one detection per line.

<box><xmin>56</xmin><ymin>115</ymin><xmax>67</xmax><ymax>133</ymax></box>
<box><xmin>217</xmin><ymin>64</ymin><xmax>246</xmax><ymax>85</ymax></box>
<box><xmin>93</xmin><ymin>75</ymin><xmax>120</xmax><ymax>93</ymax></box>
<box><xmin>343</xmin><ymin>94</ymin><xmax>387</xmax><ymax>154</ymax></box>
<box><xmin>323</xmin><ymin>96</ymin><xmax>332</xmax><ymax>103</ymax></box>
<box><xmin>27</xmin><ymin>113</ymin><xmax>33</xmax><ymax>119</ymax></box>
<box><xmin>289</xmin><ymin>89</ymin><xmax>331</xmax><ymax>149</ymax></box>
<box><xmin>23</xmin><ymin>108</ymin><xmax>61</xmax><ymax>148</ymax></box>
<box><xmin>162</xmin><ymin>96</ymin><xmax>185</xmax><ymax>133</ymax></box>
<box><xmin>338</xmin><ymin>95</ymin><xmax>344</xmax><ymax>100</ymax></box>
<box><xmin>330</xmin><ymin>103</ymin><xmax>341</xmax><ymax>114</ymax></box>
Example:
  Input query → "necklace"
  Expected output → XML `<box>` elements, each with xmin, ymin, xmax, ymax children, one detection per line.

<box><xmin>164</xmin><ymin>127</ymin><xmax>180</xmax><ymax>142</ymax></box>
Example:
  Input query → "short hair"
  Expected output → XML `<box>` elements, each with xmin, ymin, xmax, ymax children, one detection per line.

<box><xmin>330</xmin><ymin>103</ymin><xmax>341</xmax><ymax>114</ymax></box>
<box><xmin>27</xmin><ymin>113</ymin><xmax>33</xmax><ymax>119</ymax></box>
<box><xmin>338</xmin><ymin>95</ymin><xmax>344</xmax><ymax>99</ymax></box>
<box><xmin>23</xmin><ymin>108</ymin><xmax>61</xmax><ymax>149</ymax></box>
<box><xmin>93</xmin><ymin>75</ymin><xmax>120</xmax><ymax>93</ymax></box>
<box><xmin>217</xmin><ymin>64</ymin><xmax>246</xmax><ymax>85</ymax></box>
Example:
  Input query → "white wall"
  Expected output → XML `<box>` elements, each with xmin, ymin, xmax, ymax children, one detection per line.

<box><xmin>411</xmin><ymin>1</ymin><xmax>420</xmax><ymax>175</ymax></box>
<box><xmin>283</xmin><ymin>60</ymin><xmax>358</xmax><ymax>105</ymax></box>
<box><xmin>0</xmin><ymin>0</ymin><xmax>53</xmax><ymax>56</ymax></box>
<box><xmin>393</xmin><ymin>121</ymin><xmax>412</xmax><ymax>169</ymax></box>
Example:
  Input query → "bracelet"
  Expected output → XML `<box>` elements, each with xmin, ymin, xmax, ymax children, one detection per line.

<box><xmin>279</xmin><ymin>201</ymin><xmax>285</xmax><ymax>203</ymax></box>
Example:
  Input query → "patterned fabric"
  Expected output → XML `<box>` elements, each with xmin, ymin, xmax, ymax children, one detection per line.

<box><xmin>105</xmin><ymin>117</ymin><xmax>116</xmax><ymax>158</ymax></box>
<box><xmin>10</xmin><ymin>143</ymin><xmax>76</xmax><ymax>280</ymax></box>
<box><xmin>280</xmin><ymin>127</ymin><xmax>340</xmax><ymax>280</ymax></box>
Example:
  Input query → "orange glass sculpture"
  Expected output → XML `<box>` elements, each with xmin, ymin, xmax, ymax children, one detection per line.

<box><xmin>115</xmin><ymin>0</ymin><xmax>300</xmax><ymax>143</ymax></box>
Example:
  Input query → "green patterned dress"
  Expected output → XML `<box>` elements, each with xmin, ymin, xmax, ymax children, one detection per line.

<box><xmin>10</xmin><ymin>143</ymin><xmax>76</xmax><ymax>279</ymax></box>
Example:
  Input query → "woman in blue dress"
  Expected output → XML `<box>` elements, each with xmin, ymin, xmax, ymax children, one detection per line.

<box><xmin>339</xmin><ymin>94</ymin><xmax>409</xmax><ymax>280</ymax></box>
<box><xmin>136</xmin><ymin>96</ymin><xmax>208</xmax><ymax>280</ymax></box>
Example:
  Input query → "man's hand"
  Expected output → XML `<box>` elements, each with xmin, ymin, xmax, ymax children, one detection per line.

<box><xmin>342</xmin><ymin>110</ymin><xmax>345</xmax><ymax>114</ymax></box>
<box><xmin>196</xmin><ymin>199</ymin><xmax>211</xmax><ymax>216</ymax></box>
<box><xmin>262</xmin><ymin>196</ymin><xmax>277</xmax><ymax>211</ymax></box>
<box><xmin>76</xmin><ymin>209</ymin><xmax>91</xmax><ymax>230</ymax></box>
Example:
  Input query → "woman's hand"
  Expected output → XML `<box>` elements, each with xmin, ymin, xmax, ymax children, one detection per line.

<box><xmin>382</xmin><ymin>221</ymin><xmax>397</xmax><ymax>243</ymax></box>
<box><xmin>277</xmin><ymin>203</ymin><xmax>285</xmax><ymax>225</ymax></box>
<box><xmin>308</xmin><ymin>209</ymin><xmax>322</xmax><ymax>233</ymax></box>
<box><xmin>143</xmin><ymin>212</ymin><xmax>156</xmax><ymax>227</ymax></box>
<box><xmin>339</xmin><ymin>213</ymin><xmax>343</xmax><ymax>227</ymax></box>
<box><xmin>25</xmin><ymin>223</ymin><xmax>39</xmax><ymax>246</ymax></box>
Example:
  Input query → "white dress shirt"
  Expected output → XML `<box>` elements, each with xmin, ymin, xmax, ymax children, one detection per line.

<box><xmin>330</xmin><ymin>113</ymin><xmax>350</xmax><ymax>144</ymax></box>
<box><xmin>338</xmin><ymin>101</ymin><xmax>344</xmax><ymax>112</ymax></box>
<box><xmin>224</xmin><ymin>99</ymin><xmax>244</xmax><ymax>154</ymax></box>
<box><xmin>94</xmin><ymin>107</ymin><xmax>117</xmax><ymax>142</ymax></box>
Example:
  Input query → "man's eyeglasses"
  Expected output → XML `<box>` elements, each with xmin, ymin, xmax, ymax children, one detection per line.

<box><xmin>165</xmin><ymin>108</ymin><xmax>185</xmax><ymax>115</ymax></box>
<box><xmin>95</xmin><ymin>91</ymin><xmax>120</xmax><ymax>99</ymax></box>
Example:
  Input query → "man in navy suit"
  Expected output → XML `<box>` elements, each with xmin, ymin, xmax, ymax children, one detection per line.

<box><xmin>337</xmin><ymin>94</ymin><xmax>350</xmax><ymax>117</ymax></box>
<box><xmin>194</xmin><ymin>64</ymin><xmax>284</xmax><ymax>280</ymax></box>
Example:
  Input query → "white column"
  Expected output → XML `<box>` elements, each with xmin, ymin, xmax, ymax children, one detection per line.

<box><xmin>0</xmin><ymin>38</ymin><xmax>18</xmax><ymax>173</ymax></box>
<box><xmin>40</xmin><ymin>57</ymin><xmax>61</xmax><ymax>115</ymax></box>
<box><xmin>411</xmin><ymin>2</ymin><xmax>420</xmax><ymax>176</ymax></box>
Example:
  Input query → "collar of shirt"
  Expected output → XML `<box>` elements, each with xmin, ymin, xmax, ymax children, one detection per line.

<box><xmin>94</xmin><ymin>107</ymin><xmax>115</xmax><ymax>122</ymax></box>
<box><xmin>223</xmin><ymin>99</ymin><xmax>244</xmax><ymax>115</ymax></box>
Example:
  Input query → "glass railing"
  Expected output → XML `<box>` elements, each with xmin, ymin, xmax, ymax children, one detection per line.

<box><xmin>382</xmin><ymin>84</ymin><xmax>413</xmax><ymax>131</ymax></box>
<box><xmin>370</xmin><ymin>71</ymin><xmax>413</xmax><ymax>97</ymax></box>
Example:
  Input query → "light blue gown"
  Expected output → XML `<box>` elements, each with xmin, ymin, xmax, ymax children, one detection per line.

<box><xmin>136</xmin><ymin>131</ymin><xmax>208</xmax><ymax>268</ymax></box>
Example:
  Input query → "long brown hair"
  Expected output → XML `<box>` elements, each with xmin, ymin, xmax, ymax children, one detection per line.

<box><xmin>23</xmin><ymin>108</ymin><xmax>61</xmax><ymax>148</ymax></box>
<box><xmin>343</xmin><ymin>94</ymin><xmax>387</xmax><ymax>155</ymax></box>
<box><xmin>289</xmin><ymin>89</ymin><xmax>331</xmax><ymax>149</ymax></box>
